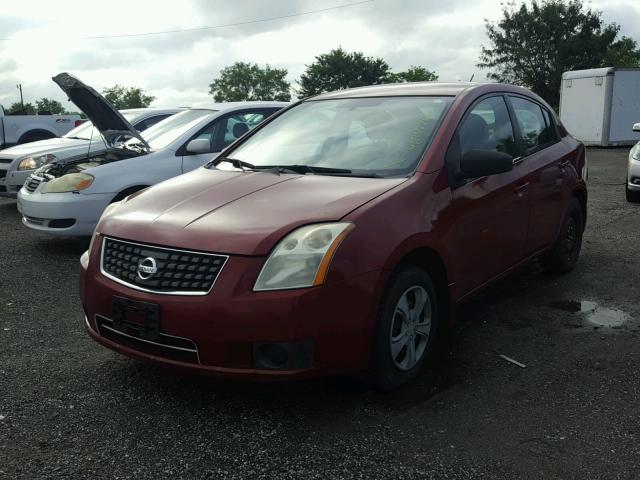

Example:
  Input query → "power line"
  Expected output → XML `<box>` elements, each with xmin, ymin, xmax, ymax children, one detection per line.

<box><xmin>0</xmin><ymin>0</ymin><xmax>374</xmax><ymax>41</ymax></box>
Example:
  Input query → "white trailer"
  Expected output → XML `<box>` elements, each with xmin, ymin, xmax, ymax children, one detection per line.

<box><xmin>0</xmin><ymin>105</ymin><xmax>81</xmax><ymax>149</ymax></box>
<box><xmin>559</xmin><ymin>67</ymin><xmax>640</xmax><ymax>147</ymax></box>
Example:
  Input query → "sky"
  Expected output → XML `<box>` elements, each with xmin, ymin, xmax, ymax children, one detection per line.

<box><xmin>0</xmin><ymin>0</ymin><xmax>638</xmax><ymax>110</ymax></box>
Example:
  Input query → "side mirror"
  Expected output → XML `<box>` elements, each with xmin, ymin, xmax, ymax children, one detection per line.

<box><xmin>457</xmin><ymin>150</ymin><xmax>513</xmax><ymax>180</ymax></box>
<box><xmin>633</xmin><ymin>123</ymin><xmax>640</xmax><ymax>132</ymax></box>
<box><xmin>186</xmin><ymin>138</ymin><xmax>211</xmax><ymax>154</ymax></box>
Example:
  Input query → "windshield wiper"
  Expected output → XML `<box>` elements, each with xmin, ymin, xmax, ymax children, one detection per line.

<box><xmin>214</xmin><ymin>157</ymin><xmax>258</xmax><ymax>171</ymax></box>
<box><xmin>253</xmin><ymin>164</ymin><xmax>353</xmax><ymax>175</ymax></box>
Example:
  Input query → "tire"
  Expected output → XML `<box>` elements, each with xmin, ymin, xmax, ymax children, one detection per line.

<box><xmin>540</xmin><ymin>197</ymin><xmax>584</xmax><ymax>273</ymax></box>
<box><xmin>365</xmin><ymin>265</ymin><xmax>440</xmax><ymax>390</ymax></box>
<box><xmin>626</xmin><ymin>186</ymin><xmax>640</xmax><ymax>203</ymax></box>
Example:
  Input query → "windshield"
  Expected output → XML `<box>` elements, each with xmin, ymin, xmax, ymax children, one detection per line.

<box><xmin>129</xmin><ymin>109</ymin><xmax>215</xmax><ymax>150</ymax></box>
<box><xmin>222</xmin><ymin>97</ymin><xmax>452</xmax><ymax>177</ymax></box>
<box><xmin>62</xmin><ymin>112</ymin><xmax>139</xmax><ymax>141</ymax></box>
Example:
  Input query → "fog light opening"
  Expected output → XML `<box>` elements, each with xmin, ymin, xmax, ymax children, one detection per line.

<box><xmin>49</xmin><ymin>218</ymin><xmax>76</xmax><ymax>229</ymax></box>
<box><xmin>255</xmin><ymin>343</ymin><xmax>289</xmax><ymax>369</ymax></box>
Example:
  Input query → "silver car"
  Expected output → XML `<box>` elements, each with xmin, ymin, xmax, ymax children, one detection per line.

<box><xmin>628</xmin><ymin>122</ymin><xmax>640</xmax><ymax>203</ymax></box>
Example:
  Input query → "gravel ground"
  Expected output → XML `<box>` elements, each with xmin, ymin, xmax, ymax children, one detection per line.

<box><xmin>1</xmin><ymin>148</ymin><xmax>639</xmax><ymax>480</ymax></box>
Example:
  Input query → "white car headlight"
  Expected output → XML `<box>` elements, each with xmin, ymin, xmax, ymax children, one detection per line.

<box><xmin>18</xmin><ymin>154</ymin><xmax>56</xmax><ymax>171</ymax></box>
<box><xmin>632</xmin><ymin>143</ymin><xmax>640</xmax><ymax>161</ymax></box>
<box><xmin>254</xmin><ymin>222</ymin><xmax>354</xmax><ymax>291</ymax></box>
<box><xmin>41</xmin><ymin>173</ymin><xmax>94</xmax><ymax>193</ymax></box>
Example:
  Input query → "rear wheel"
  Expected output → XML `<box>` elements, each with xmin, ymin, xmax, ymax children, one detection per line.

<box><xmin>18</xmin><ymin>130</ymin><xmax>55</xmax><ymax>144</ymax></box>
<box><xmin>365</xmin><ymin>266</ymin><xmax>439</xmax><ymax>390</ymax></box>
<box><xmin>540</xmin><ymin>197</ymin><xmax>584</xmax><ymax>273</ymax></box>
<box><xmin>626</xmin><ymin>186</ymin><xmax>640</xmax><ymax>203</ymax></box>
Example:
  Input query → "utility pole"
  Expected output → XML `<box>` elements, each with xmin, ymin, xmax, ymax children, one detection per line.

<box><xmin>16</xmin><ymin>84</ymin><xmax>23</xmax><ymax>108</ymax></box>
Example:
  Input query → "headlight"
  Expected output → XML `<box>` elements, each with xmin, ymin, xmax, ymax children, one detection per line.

<box><xmin>41</xmin><ymin>173</ymin><xmax>94</xmax><ymax>193</ymax></box>
<box><xmin>18</xmin><ymin>154</ymin><xmax>56</xmax><ymax>171</ymax></box>
<box><xmin>81</xmin><ymin>231</ymin><xmax>101</xmax><ymax>269</ymax></box>
<box><xmin>632</xmin><ymin>144</ymin><xmax>640</xmax><ymax>161</ymax></box>
<box><xmin>254</xmin><ymin>222</ymin><xmax>354</xmax><ymax>291</ymax></box>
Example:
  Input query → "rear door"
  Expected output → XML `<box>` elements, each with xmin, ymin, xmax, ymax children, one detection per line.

<box><xmin>180</xmin><ymin>109</ymin><xmax>277</xmax><ymax>173</ymax></box>
<box><xmin>506</xmin><ymin>95</ymin><xmax>572</xmax><ymax>254</ymax></box>
<box><xmin>448</xmin><ymin>95</ymin><xmax>532</xmax><ymax>294</ymax></box>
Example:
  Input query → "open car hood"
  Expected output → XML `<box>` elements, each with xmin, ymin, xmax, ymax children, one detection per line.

<box><xmin>52</xmin><ymin>73</ymin><xmax>150</xmax><ymax>150</ymax></box>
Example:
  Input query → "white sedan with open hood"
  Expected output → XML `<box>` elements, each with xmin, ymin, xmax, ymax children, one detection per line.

<box><xmin>0</xmin><ymin>107</ymin><xmax>181</xmax><ymax>198</ymax></box>
<box><xmin>17</xmin><ymin>73</ymin><xmax>287</xmax><ymax>236</ymax></box>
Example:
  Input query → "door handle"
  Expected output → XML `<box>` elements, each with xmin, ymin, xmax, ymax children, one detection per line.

<box><xmin>559</xmin><ymin>160</ymin><xmax>570</xmax><ymax>168</ymax></box>
<box><xmin>514</xmin><ymin>182</ymin><xmax>530</xmax><ymax>195</ymax></box>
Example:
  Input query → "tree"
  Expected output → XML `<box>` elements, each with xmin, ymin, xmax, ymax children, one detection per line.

<box><xmin>5</xmin><ymin>102</ymin><xmax>36</xmax><ymax>115</ymax></box>
<box><xmin>605</xmin><ymin>36</ymin><xmax>640</xmax><ymax>68</ymax></box>
<box><xmin>102</xmin><ymin>85</ymin><xmax>155</xmax><ymax>109</ymax></box>
<box><xmin>478</xmin><ymin>0</ymin><xmax>640</xmax><ymax>108</ymax></box>
<box><xmin>298</xmin><ymin>47</ymin><xmax>391</xmax><ymax>97</ymax></box>
<box><xmin>386</xmin><ymin>66</ymin><xmax>439</xmax><ymax>83</ymax></box>
<box><xmin>35</xmin><ymin>98</ymin><xmax>65</xmax><ymax>114</ymax></box>
<box><xmin>209</xmin><ymin>62</ymin><xmax>291</xmax><ymax>102</ymax></box>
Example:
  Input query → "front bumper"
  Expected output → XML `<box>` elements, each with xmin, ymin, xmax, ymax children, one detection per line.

<box><xmin>628</xmin><ymin>160</ymin><xmax>640</xmax><ymax>191</ymax></box>
<box><xmin>18</xmin><ymin>188</ymin><xmax>114</xmax><ymax>236</ymax></box>
<box><xmin>80</xmin><ymin>237</ymin><xmax>383</xmax><ymax>379</ymax></box>
<box><xmin>0</xmin><ymin>169</ymin><xmax>31</xmax><ymax>198</ymax></box>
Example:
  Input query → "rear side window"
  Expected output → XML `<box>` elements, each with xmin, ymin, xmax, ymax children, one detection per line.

<box><xmin>136</xmin><ymin>114</ymin><xmax>172</xmax><ymax>132</ymax></box>
<box><xmin>510</xmin><ymin>97</ymin><xmax>555</xmax><ymax>153</ymax></box>
<box><xmin>540</xmin><ymin>108</ymin><xmax>558</xmax><ymax>144</ymax></box>
<box><xmin>458</xmin><ymin>96</ymin><xmax>517</xmax><ymax>157</ymax></box>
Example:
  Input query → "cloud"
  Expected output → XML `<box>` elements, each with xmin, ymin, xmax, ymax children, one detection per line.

<box><xmin>0</xmin><ymin>0</ymin><xmax>638</xmax><ymax>110</ymax></box>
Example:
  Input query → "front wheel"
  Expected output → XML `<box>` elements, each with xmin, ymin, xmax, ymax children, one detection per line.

<box><xmin>365</xmin><ymin>266</ymin><xmax>439</xmax><ymax>390</ymax></box>
<box><xmin>626</xmin><ymin>186</ymin><xmax>640</xmax><ymax>203</ymax></box>
<box><xmin>540</xmin><ymin>197</ymin><xmax>584</xmax><ymax>273</ymax></box>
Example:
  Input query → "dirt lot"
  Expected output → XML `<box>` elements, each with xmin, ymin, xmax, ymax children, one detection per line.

<box><xmin>0</xmin><ymin>148</ymin><xmax>638</xmax><ymax>479</ymax></box>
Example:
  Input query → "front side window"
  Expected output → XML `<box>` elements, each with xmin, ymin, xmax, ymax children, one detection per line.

<box><xmin>510</xmin><ymin>97</ymin><xmax>550</xmax><ymax>153</ymax></box>
<box><xmin>458</xmin><ymin>96</ymin><xmax>517</xmax><ymax>158</ymax></box>
<box><xmin>221</xmin><ymin>112</ymin><xmax>267</xmax><ymax>149</ymax></box>
<box><xmin>222</xmin><ymin>97</ymin><xmax>452</xmax><ymax>177</ymax></box>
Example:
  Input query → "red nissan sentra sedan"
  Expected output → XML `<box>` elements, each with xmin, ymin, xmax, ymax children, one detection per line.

<box><xmin>79</xmin><ymin>82</ymin><xmax>587</xmax><ymax>389</ymax></box>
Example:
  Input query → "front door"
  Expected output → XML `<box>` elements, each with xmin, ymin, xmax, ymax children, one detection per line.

<box><xmin>448</xmin><ymin>95</ymin><xmax>532</xmax><ymax>295</ymax></box>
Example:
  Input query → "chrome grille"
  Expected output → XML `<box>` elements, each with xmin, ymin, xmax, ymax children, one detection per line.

<box><xmin>100</xmin><ymin>237</ymin><xmax>228</xmax><ymax>295</ymax></box>
<box><xmin>24</xmin><ymin>175</ymin><xmax>42</xmax><ymax>193</ymax></box>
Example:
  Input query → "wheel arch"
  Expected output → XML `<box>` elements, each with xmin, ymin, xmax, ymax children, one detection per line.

<box><xmin>572</xmin><ymin>185</ymin><xmax>588</xmax><ymax>230</ymax></box>
<box><xmin>17</xmin><ymin>128</ymin><xmax>56</xmax><ymax>144</ymax></box>
<box><xmin>110</xmin><ymin>185</ymin><xmax>150</xmax><ymax>203</ymax></box>
<box><xmin>383</xmin><ymin>243</ymin><xmax>453</xmax><ymax>331</ymax></box>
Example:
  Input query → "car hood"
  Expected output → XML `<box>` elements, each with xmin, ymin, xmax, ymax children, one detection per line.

<box><xmin>0</xmin><ymin>137</ymin><xmax>101</xmax><ymax>160</ymax></box>
<box><xmin>99</xmin><ymin>168</ymin><xmax>407</xmax><ymax>256</ymax></box>
<box><xmin>52</xmin><ymin>73</ymin><xmax>149</xmax><ymax>150</ymax></box>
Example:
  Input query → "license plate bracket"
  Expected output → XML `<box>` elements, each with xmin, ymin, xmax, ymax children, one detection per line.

<box><xmin>112</xmin><ymin>296</ymin><xmax>160</xmax><ymax>341</ymax></box>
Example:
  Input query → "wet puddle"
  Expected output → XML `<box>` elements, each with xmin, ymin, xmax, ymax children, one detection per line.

<box><xmin>549</xmin><ymin>300</ymin><xmax>630</xmax><ymax>328</ymax></box>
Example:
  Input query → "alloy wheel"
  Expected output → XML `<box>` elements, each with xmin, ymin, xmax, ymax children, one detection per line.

<box><xmin>389</xmin><ymin>285</ymin><xmax>432</xmax><ymax>371</ymax></box>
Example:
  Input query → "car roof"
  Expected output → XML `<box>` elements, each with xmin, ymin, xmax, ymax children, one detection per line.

<box><xmin>308</xmin><ymin>82</ymin><xmax>489</xmax><ymax>100</ymax></box>
<box><xmin>189</xmin><ymin>101</ymin><xmax>290</xmax><ymax>112</ymax></box>
<box><xmin>120</xmin><ymin>107</ymin><xmax>185</xmax><ymax>115</ymax></box>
